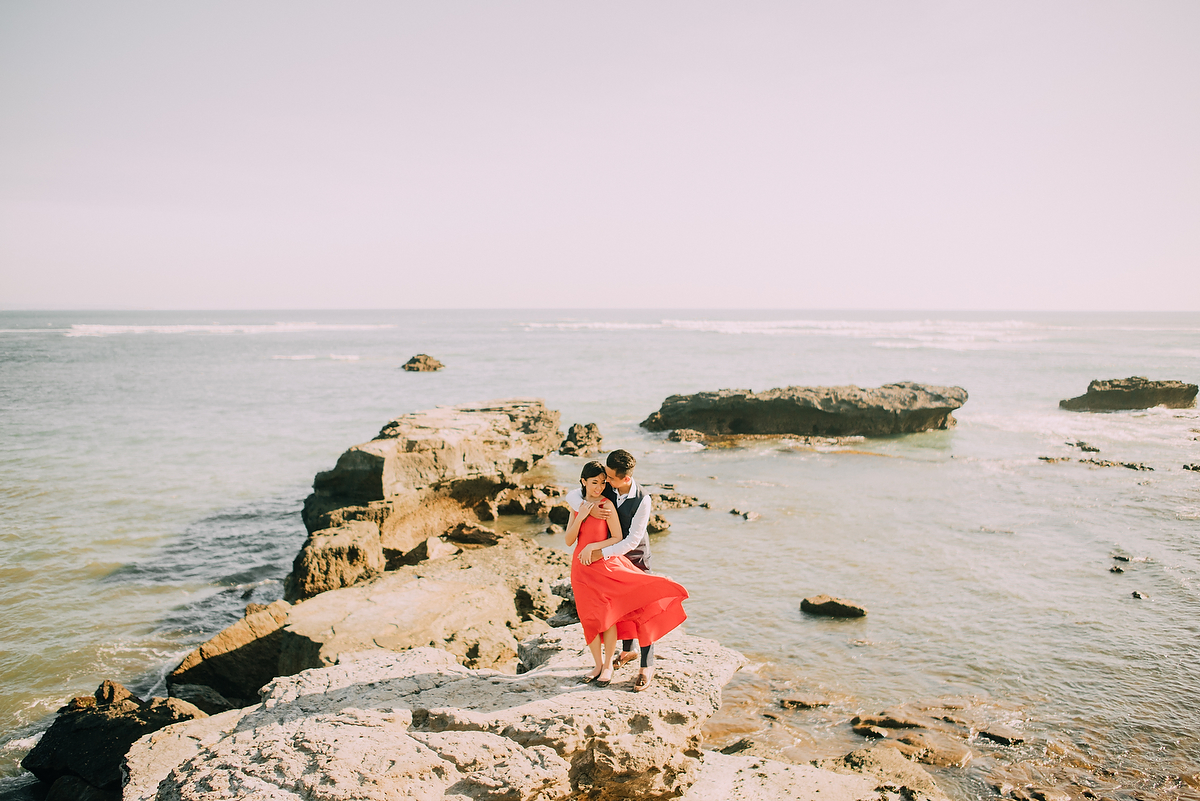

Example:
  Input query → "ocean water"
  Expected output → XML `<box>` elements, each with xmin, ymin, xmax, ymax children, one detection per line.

<box><xmin>1</xmin><ymin>309</ymin><xmax>1197</xmax><ymax>799</ymax></box>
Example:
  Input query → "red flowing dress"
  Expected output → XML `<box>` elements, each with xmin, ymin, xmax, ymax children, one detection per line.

<box><xmin>570</xmin><ymin>511</ymin><xmax>688</xmax><ymax>647</ymax></box>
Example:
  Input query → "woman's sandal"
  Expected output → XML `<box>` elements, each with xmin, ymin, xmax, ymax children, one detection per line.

<box><xmin>595</xmin><ymin>669</ymin><xmax>613</xmax><ymax>687</ymax></box>
<box><xmin>579</xmin><ymin>668</ymin><xmax>604</xmax><ymax>685</ymax></box>
<box><xmin>632</xmin><ymin>671</ymin><xmax>652</xmax><ymax>692</ymax></box>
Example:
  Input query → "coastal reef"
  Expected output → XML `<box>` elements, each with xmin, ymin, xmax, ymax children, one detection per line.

<box><xmin>21</xmin><ymin>398</ymin><xmax>961</xmax><ymax>801</ymax></box>
<box><xmin>1059</xmin><ymin>376</ymin><xmax>1197</xmax><ymax>411</ymax></box>
<box><xmin>641</xmin><ymin>382</ymin><xmax>968</xmax><ymax>438</ymax></box>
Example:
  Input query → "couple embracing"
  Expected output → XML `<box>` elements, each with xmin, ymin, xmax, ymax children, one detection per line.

<box><xmin>564</xmin><ymin>449</ymin><xmax>689</xmax><ymax>691</ymax></box>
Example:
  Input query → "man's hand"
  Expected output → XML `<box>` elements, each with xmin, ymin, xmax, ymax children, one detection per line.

<box><xmin>591</xmin><ymin>501</ymin><xmax>615</xmax><ymax>521</ymax></box>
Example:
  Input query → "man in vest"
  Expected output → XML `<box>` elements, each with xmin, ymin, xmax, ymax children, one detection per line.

<box><xmin>567</xmin><ymin>448</ymin><xmax>656</xmax><ymax>689</ymax></box>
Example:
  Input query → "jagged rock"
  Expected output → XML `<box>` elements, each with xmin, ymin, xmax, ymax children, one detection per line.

<box><xmin>648</xmin><ymin>513</ymin><xmax>671</xmax><ymax>533</ymax></box>
<box><xmin>885</xmin><ymin>731</ymin><xmax>974</xmax><ymax>768</ymax></box>
<box><xmin>650</xmin><ymin>489</ymin><xmax>702</xmax><ymax>509</ymax></box>
<box><xmin>1079</xmin><ymin>458</ymin><xmax>1153</xmax><ymax>471</ymax></box>
<box><xmin>801</xmin><ymin>595</ymin><xmax>868</xmax><ymax>618</ymax></box>
<box><xmin>1066</xmin><ymin>440</ymin><xmax>1100</xmax><ymax>452</ymax></box>
<box><xmin>401</xmin><ymin>353</ymin><xmax>444</xmax><ymax>371</ymax></box>
<box><xmin>127</xmin><ymin>629</ymin><xmax>747</xmax><ymax>801</ymax></box>
<box><xmin>288</xmin><ymin>400</ymin><xmax>561</xmax><ymax>601</ymax></box>
<box><xmin>445</xmin><ymin>521</ymin><xmax>502</xmax><ymax>546</ymax></box>
<box><xmin>278</xmin><ymin>534</ymin><xmax>568</xmax><ymax>674</ymax></box>
<box><xmin>1038</xmin><ymin>456</ymin><xmax>1070</xmax><ymax>463</ymax></box>
<box><xmin>399</xmin><ymin>534</ymin><xmax>462</xmax><ymax>565</ymax></box>
<box><xmin>559</xmin><ymin>422</ymin><xmax>603</xmax><ymax>456</ymax></box>
<box><xmin>548</xmin><ymin>502</ymin><xmax>571</xmax><ymax>526</ymax></box>
<box><xmin>167</xmin><ymin>684</ymin><xmax>237</xmax><ymax>716</ymax></box>
<box><xmin>641</xmin><ymin>382</ymin><xmax>968</xmax><ymax>438</ymax></box>
<box><xmin>819</xmin><ymin>744</ymin><xmax>952</xmax><ymax>801</ymax></box>
<box><xmin>121</xmin><ymin>708</ymin><xmax>255</xmax><ymax>801</ymax></box>
<box><xmin>780</xmin><ymin>695</ymin><xmax>832</xmax><ymax>709</ymax></box>
<box><xmin>742</xmin><ymin>511</ymin><xmax>760</xmax><ymax>521</ymax></box>
<box><xmin>1185</xmin><ymin>464</ymin><xmax>1200</xmax><ymax>472</ymax></box>
<box><xmin>21</xmin><ymin>682</ymin><xmax>205</xmax><ymax>792</ymax></box>
<box><xmin>1059</xmin><ymin>377</ymin><xmax>1197</xmax><ymax>411</ymax></box>
<box><xmin>168</xmin><ymin>600</ymin><xmax>291</xmax><ymax>702</ymax></box>
<box><xmin>286</xmin><ymin>520</ymin><xmax>384</xmax><ymax>599</ymax></box>
<box><xmin>668</xmin><ymin>428</ymin><xmax>706</xmax><ymax>442</ymax></box>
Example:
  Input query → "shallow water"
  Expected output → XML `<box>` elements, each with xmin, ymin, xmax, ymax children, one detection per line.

<box><xmin>1</xmin><ymin>310</ymin><xmax>1198</xmax><ymax>798</ymax></box>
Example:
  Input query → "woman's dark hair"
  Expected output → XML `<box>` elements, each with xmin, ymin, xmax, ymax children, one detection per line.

<box><xmin>580</xmin><ymin>460</ymin><xmax>607</xmax><ymax>486</ymax></box>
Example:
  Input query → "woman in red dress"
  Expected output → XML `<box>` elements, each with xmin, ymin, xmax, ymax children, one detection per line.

<box><xmin>566</xmin><ymin>461</ymin><xmax>689</xmax><ymax>686</ymax></box>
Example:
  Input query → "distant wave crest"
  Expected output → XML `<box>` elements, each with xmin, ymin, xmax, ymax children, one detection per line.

<box><xmin>65</xmin><ymin>323</ymin><xmax>396</xmax><ymax>337</ymax></box>
<box><xmin>522</xmin><ymin>318</ymin><xmax>1048</xmax><ymax>349</ymax></box>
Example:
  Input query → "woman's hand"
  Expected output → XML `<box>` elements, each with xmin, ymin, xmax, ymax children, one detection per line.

<box><xmin>578</xmin><ymin>544</ymin><xmax>602</xmax><ymax>565</ymax></box>
<box><xmin>578</xmin><ymin>500</ymin><xmax>595</xmax><ymax>517</ymax></box>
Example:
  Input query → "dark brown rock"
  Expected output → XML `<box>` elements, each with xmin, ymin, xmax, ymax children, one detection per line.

<box><xmin>780</xmin><ymin>695</ymin><xmax>831</xmax><ymax>709</ymax></box>
<box><xmin>444</xmin><ymin>522</ymin><xmax>502</xmax><ymax>546</ymax></box>
<box><xmin>648</xmin><ymin>513</ymin><xmax>671</xmax><ymax>533</ymax></box>
<box><xmin>401</xmin><ymin>353</ymin><xmax>444</xmax><ymax>371</ymax></box>
<box><xmin>558</xmin><ymin>422</ymin><xmax>602</xmax><ymax>456</ymax></box>
<box><xmin>168</xmin><ymin>684</ymin><xmax>237</xmax><ymax>716</ymax></box>
<box><xmin>1059</xmin><ymin>376</ymin><xmax>1197</xmax><ymax>411</ymax></box>
<box><xmin>801</xmin><ymin>595</ymin><xmax>867</xmax><ymax>618</ymax></box>
<box><xmin>642</xmin><ymin>382</ymin><xmax>968</xmax><ymax>438</ymax></box>
<box><xmin>650</xmin><ymin>489</ymin><xmax>701</xmax><ymax>509</ymax></box>
<box><xmin>45</xmin><ymin>775</ymin><xmax>118</xmax><ymax>801</ymax></box>
<box><xmin>21</xmin><ymin>686</ymin><xmax>205</xmax><ymax>791</ymax></box>
<box><xmin>668</xmin><ymin>428</ymin><xmax>706</xmax><ymax>442</ymax></box>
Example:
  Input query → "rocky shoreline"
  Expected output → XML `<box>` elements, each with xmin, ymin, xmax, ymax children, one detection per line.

<box><xmin>16</xmin><ymin>397</ymin><xmax>980</xmax><ymax>800</ymax></box>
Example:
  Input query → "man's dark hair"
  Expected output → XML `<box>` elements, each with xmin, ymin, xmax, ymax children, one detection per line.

<box><xmin>605</xmin><ymin>449</ymin><xmax>636</xmax><ymax>477</ymax></box>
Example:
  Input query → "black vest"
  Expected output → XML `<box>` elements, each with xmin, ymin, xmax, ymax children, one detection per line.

<box><xmin>602</xmin><ymin>483</ymin><xmax>651</xmax><ymax>572</ymax></box>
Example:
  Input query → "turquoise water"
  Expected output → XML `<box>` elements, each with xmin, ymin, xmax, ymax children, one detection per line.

<box><xmin>1</xmin><ymin>310</ymin><xmax>1197</xmax><ymax>798</ymax></box>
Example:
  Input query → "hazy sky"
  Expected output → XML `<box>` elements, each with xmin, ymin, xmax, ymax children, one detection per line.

<box><xmin>1</xmin><ymin>2</ymin><xmax>1197</xmax><ymax>310</ymax></box>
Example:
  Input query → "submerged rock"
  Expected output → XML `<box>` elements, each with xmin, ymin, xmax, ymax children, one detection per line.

<box><xmin>168</xmin><ymin>600</ymin><xmax>291</xmax><ymax>704</ymax></box>
<box><xmin>401</xmin><ymin>353</ymin><xmax>444</xmax><ymax>371</ymax></box>
<box><xmin>1059</xmin><ymin>377</ymin><xmax>1197</xmax><ymax>411</ymax></box>
<box><xmin>642</xmin><ymin>382</ymin><xmax>968</xmax><ymax>438</ymax></box>
<box><xmin>801</xmin><ymin>595</ymin><xmax>868</xmax><ymax>618</ymax></box>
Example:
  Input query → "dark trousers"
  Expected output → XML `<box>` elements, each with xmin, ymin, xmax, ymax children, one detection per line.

<box><xmin>621</xmin><ymin>554</ymin><xmax>655</xmax><ymax>668</ymax></box>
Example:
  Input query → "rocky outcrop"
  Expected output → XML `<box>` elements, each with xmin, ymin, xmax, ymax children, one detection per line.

<box><xmin>168</xmin><ymin>535</ymin><xmax>567</xmax><ymax>702</ymax></box>
<box><xmin>641</xmin><ymin>383</ymin><xmax>968</xmax><ymax>438</ymax></box>
<box><xmin>127</xmin><ymin>628</ymin><xmax>747</xmax><ymax>801</ymax></box>
<box><xmin>1059</xmin><ymin>377</ymin><xmax>1197</xmax><ymax>411</ymax></box>
<box><xmin>167</xmin><ymin>600</ymin><xmax>292</xmax><ymax>704</ymax></box>
<box><xmin>559</xmin><ymin>422</ymin><xmax>603</xmax><ymax>456</ymax></box>
<box><xmin>681</xmin><ymin>752</ymin><xmax>884</xmax><ymax>801</ymax></box>
<box><xmin>402</xmin><ymin>353</ymin><xmax>444</xmax><ymax>371</ymax></box>
<box><xmin>819</xmin><ymin>745</ymin><xmax>952</xmax><ymax>801</ymax></box>
<box><xmin>801</xmin><ymin>595</ymin><xmax>867</xmax><ymax>618</ymax></box>
<box><xmin>288</xmin><ymin>400</ymin><xmax>561</xmax><ymax>601</ymax></box>
<box><xmin>278</xmin><ymin>533</ymin><xmax>567</xmax><ymax>675</ymax></box>
<box><xmin>21</xmin><ymin>682</ymin><xmax>205</xmax><ymax>794</ymax></box>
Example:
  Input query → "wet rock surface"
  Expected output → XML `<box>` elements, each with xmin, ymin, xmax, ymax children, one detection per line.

<box><xmin>1059</xmin><ymin>376</ymin><xmax>1197</xmax><ymax>411</ymax></box>
<box><xmin>642</xmin><ymin>382</ymin><xmax>968</xmax><ymax>438</ymax></box>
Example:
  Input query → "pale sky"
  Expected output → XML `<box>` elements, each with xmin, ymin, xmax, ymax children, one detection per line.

<box><xmin>1</xmin><ymin>2</ymin><xmax>1197</xmax><ymax>310</ymax></box>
